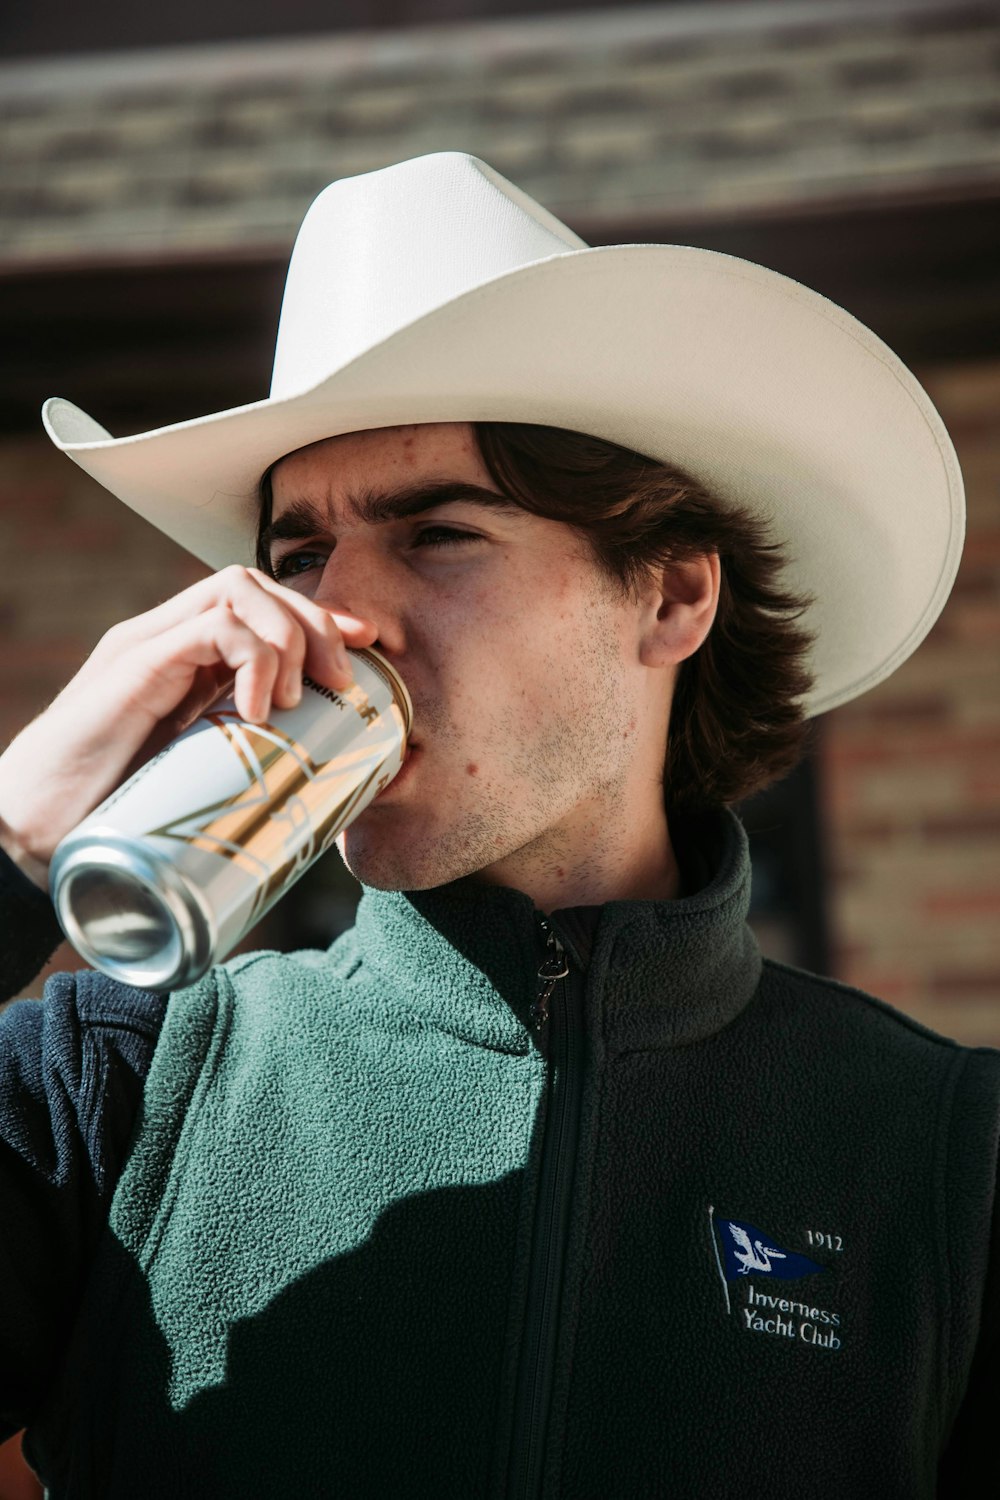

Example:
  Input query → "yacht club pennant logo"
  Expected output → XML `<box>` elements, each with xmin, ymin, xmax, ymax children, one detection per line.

<box><xmin>708</xmin><ymin>1205</ymin><xmax>824</xmax><ymax>1315</ymax></box>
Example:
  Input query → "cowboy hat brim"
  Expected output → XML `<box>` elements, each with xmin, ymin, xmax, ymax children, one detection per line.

<box><xmin>42</xmin><ymin>241</ymin><xmax>964</xmax><ymax>719</ymax></box>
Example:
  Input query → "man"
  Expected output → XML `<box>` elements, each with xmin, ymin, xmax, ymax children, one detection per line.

<box><xmin>0</xmin><ymin>153</ymin><xmax>995</xmax><ymax>1496</ymax></box>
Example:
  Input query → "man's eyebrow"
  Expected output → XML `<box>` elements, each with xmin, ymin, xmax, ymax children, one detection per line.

<box><xmin>260</xmin><ymin>481</ymin><xmax>523</xmax><ymax>550</ymax></box>
<box><xmin>351</xmin><ymin>481</ymin><xmax>523</xmax><ymax>526</ymax></box>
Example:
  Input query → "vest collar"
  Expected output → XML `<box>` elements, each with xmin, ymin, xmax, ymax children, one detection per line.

<box><xmin>352</xmin><ymin>805</ymin><xmax>762</xmax><ymax>1055</ymax></box>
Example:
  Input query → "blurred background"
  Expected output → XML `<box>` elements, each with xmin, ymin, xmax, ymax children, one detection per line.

<box><xmin>1</xmin><ymin>0</ymin><xmax>999</xmax><ymax>1485</ymax></box>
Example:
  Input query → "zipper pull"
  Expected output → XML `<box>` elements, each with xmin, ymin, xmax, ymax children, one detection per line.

<box><xmin>531</xmin><ymin>920</ymin><xmax>569</xmax><ymax>1031</ymax></box>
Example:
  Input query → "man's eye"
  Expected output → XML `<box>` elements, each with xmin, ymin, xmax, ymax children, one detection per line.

<box><xmin>270</xmin><ymin>549</ymin><xmax>326</xmax><ymax>580</ymax></box>
<box><xmin>413</xmin><ymin>526</ymin><xmax>480</xmax><ymax>549</ymax></box>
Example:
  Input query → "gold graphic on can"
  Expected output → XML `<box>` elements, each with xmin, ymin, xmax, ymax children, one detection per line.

<box><xmin>143</xmin><ymin>709</ymin><xmax>399</xmax><ymax>922</ymax></box>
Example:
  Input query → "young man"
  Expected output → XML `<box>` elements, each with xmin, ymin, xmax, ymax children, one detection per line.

<box><xmin>0</xmin><ymin>154</ymin><xmax>995</xmax><ymax>1497</ymax></box>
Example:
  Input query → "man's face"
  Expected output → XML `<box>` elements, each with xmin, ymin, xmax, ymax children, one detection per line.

<box><xmin>266</xmin><ymin>422</ymin><xmax>667</xmax><ymax>895</ymax></box>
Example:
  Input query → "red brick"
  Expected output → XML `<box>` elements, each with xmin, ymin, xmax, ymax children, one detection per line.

<box><xmin>921</xmin><ymin>810</ymin><xmax>1000</xmax><ymax>840</ymax></box>
<box><xmin>928</xmin><ymin>970</ymin><xmax>1000</xmax><ymax>998</ymax></box>
<box><xmin>921</xmin><ymin>890</ymin><xmax>1000</xmax><ymax>919</ymax></box>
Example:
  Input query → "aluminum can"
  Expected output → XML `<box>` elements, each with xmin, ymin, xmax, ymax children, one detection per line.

<box><xmin>49</xmin><ymin>647</ymin><xmax>411</xmax><ymax>990</ymax></box>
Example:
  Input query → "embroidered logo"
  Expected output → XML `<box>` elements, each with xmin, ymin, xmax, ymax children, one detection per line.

<box><xmin>707</xmin><ymin>1205</ymin><xmax>844</xmax><ymax>1351</ymax></box>
<box><xmin>715</xmin><ymin>1216</ymin><xmax>824</xmax><ymax>1283</ymax></box>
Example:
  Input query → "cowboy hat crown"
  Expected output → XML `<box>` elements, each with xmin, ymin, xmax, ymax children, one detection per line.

<box><xmin>272</xmin><ymin>153</ymin><xmax>587</xmax><ymax>400</ymax></box>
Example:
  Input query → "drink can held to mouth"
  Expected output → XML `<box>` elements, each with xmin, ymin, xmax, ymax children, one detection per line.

<box><xmin>48</xmin><ymin>647</ymin><xmax>412</xmax><ymax>991</ymax></box>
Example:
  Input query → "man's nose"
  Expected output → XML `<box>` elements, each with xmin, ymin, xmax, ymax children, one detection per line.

<box><xmin>313</xmin><ymin>540</ymin><xmax>404</xmax><ymax>655</ymax></box>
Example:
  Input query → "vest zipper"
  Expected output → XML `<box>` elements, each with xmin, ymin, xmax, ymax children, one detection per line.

<box><xmin>507</xmin><ymin>917</ymin><xmax>584</xmax><ymax>1500</ymax></box>
<box><xmin>531</xmin><ymin>920</ymin><xmax>569</xmax><ymax>1031</ymax></box>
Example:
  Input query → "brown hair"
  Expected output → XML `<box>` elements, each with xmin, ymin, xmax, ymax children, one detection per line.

<box><xmin>257</xmin><ymin>422</ymin><xmax>816</xmax><ymax>810</ymax></box>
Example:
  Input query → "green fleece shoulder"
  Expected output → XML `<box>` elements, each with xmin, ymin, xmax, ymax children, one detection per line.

<box><xmin>108</xmin><ymin>930</ymin><xmax>364</xmax><ymax>1269</ymax></box>
<box><xmin>223</xmin><ymin>926</ymin><xmax>363</xmax><ymax>984</ymax></box>
<box><xmin>108</xmin><ymin>967</ymin><xmax>228</xmax><ymax>1271</ymax></box>
<box><xmin>102</xmin><ymin>928</ymin><xmax>544</xmax><ymax>1422</ymax></box>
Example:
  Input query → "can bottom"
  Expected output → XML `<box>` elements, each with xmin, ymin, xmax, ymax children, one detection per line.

<box><xmin>50</xmin><ymin>835</ymin><xmax>215</xmax><ymax>990</ymax></box>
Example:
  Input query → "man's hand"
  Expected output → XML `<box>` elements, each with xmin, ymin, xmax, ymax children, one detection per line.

<box><xmin>0</xmin><ymin>566</ymin><xmax>378</xmax><ymax>887</ymax></box>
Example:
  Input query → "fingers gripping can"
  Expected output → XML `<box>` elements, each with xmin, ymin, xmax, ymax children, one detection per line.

<box><xmin>49</xmin><ymin>648</ymin><xmax>412</xmax><ymax>990</ymax></box>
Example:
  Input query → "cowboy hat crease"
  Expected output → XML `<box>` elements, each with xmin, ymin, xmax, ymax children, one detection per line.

<box><xmin>41</xmin><ymin>150</ymin><xmax>964</xmax><ymax>719</ymax></box>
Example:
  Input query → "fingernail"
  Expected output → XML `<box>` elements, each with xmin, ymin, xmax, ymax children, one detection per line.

<box><xmin>335</xmin><ymin>646</ymin><xmax>353</xmax><ymax>680</ymax></box>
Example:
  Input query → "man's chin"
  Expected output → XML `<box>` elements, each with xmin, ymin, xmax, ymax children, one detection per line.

<box><xmin>334</xmin><ymin>827</ymin><xmax>447</xmax><ymax>892</ymax></box>
<box><xmin>335</xmin><ymin>821</ymin><xmax>503</xmax><ymax>893</ymax></box>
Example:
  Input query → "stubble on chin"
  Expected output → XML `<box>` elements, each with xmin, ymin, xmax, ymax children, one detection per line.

<box><xmin>336</xmin><ymin>797</ymin><xmax>523</xmax><ymax>892</ymax></box>
<box><xmin>338</xmin><ymin>732</ymin><xmax>603</xmax><ymax>891</ymax></box>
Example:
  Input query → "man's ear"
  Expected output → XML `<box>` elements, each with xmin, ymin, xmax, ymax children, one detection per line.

<box><xmin>638</xmin><ymin>551</ymin><xmax>721</xmax><ymax>668</ymax></box>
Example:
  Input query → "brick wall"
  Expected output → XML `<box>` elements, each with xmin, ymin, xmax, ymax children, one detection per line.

<box><xmin>0</xmin><ymin>435</ymin><xmax>209</xmax><ymax>737</ymax></box>
<box><xmin>1</xmin><ymin>363</ymin><xmax>998</xmax><ymax>1041</ymax></box>
<box><xmin>821</xmin><ymin>356</ymin><xmax>1000</xmax><ymax>1045</ymax></box>
<box><xmin>0</xmin><ymin>436</ymin><xmax>209</xmax><ymax>997</ymax></box>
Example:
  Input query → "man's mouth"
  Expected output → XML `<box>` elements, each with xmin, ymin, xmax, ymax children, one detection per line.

<box><xmin>374</xmin><ymin>742</ymin><xmax>419</xmax><ymax>800</ymax></box>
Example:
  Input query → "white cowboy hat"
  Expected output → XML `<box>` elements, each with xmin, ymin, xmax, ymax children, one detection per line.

<box><xmin>42</xmin><ymin>150</ymin><xmax>963</xmax><ymax>719</ymax></box>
